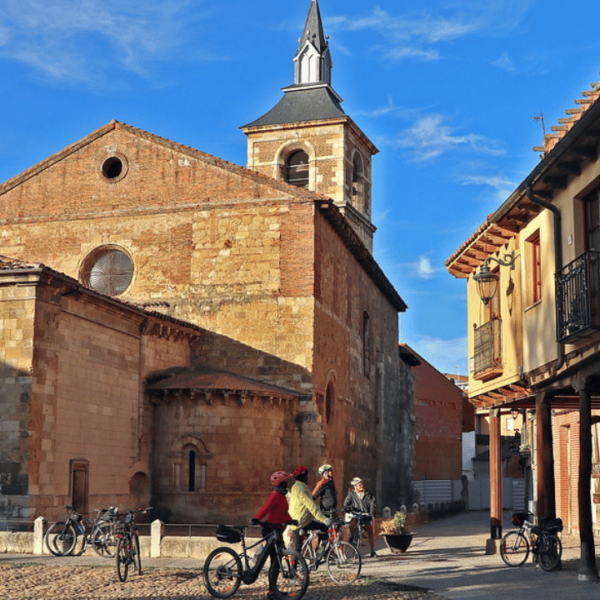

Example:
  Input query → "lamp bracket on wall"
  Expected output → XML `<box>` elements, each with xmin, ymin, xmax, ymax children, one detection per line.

<box><xmin>473</xmin><ymin>251</ymin><xmax>518</xmax><ymax>306</ymax></box>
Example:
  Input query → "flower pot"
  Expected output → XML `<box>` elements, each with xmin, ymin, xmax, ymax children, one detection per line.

<box><xmin>382</xmin><ymin>533</ymin><xmax>413</xmax><ymax>553</ymax></box>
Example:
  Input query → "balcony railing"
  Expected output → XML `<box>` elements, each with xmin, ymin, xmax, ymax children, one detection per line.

<box><xmin>555</xmin><ymin>250</ymin><xmax>600</xmax><ymax>343</ymax></box>
<box><xmin>473</xmin><ymin>318</ymin><xmax>502</xmax><ymax>379</ymax></box>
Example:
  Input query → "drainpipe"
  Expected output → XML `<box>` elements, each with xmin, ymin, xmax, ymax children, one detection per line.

<box><xmin>525</xmin><ymin>185</ymin><xmax>565</xmax><ymax>371</ymax></box>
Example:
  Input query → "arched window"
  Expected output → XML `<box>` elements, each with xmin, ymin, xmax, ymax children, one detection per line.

<box><xmin>286</xmin><ymin>151</ymin><xmax>309</xmax><ymax>188</ymax></box>
<box><xmin>352</xmin><ymin>154</ymin><xmax>365</xmax><ymax>211</ymax></box>
<box><xmin>183</xmin><ymin>445</ymin><xmax>206</xmax><ymax>492</ymax></box>
<box><xmin>325</xmin><ymin>382</ymin><xmax>334</xmax><ymax>424</ymax></box>
<box><xmin>188</xmin><ymin>450</ymin><xmax>196</xmax><ymax>492</ymax></box>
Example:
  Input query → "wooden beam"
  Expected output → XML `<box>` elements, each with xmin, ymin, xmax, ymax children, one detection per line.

<box><xmin>556</xmin><ymin>160</ymin><xmax>582</xmax><ymax>176</ymax></box>
<box><xmin>542</xmin><ymin>174</ymin><xmax>568</xmax><ymax>189</ymax></box>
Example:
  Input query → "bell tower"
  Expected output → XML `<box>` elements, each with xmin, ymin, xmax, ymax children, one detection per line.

<box><xmin>241</xmin><ymin>0</ymin><xmax>377</xmax><ymax>252</ymax></box>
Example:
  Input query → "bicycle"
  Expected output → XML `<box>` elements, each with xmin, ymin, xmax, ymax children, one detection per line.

<box><xmin>346</xmin><ymin>511</ymin><xmax>373</xmax><ymax>553</ymax></box>
<box><xmin>44</xmin><ymin>505</ymin><xmax>119</xmax><ymax>557</ymax></box>
<box><xmin>300</xmin><ymin>513</ymin><xmax>361</xmax><ymax>585</ymax></box>
<box><xmin>500</xmin><ymin>512</ymin><xmax>563</xmax><ymax>571</ymax></box>
<box><xmin>115</xmin><ymin>507</ymin><xmax>151</xmax><ymax>582</ymax></box>
<box><xmin>203</xmin><ymin>521</ymin><xmax>309</xmax><ymax>600</ymax></box>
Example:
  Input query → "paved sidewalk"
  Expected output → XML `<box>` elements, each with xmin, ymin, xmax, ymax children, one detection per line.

<box><xmin>2</xmin><ymin>511</ymin><xmax>600</xmax><ymax>599</ymax></box>
<box><xmin>361</xmin><ymin>510</ymin><xmax>600</xmax><ymax>600</ymax></box>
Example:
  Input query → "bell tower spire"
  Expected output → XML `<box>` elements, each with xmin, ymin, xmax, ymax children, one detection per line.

<box><xmin>295</xmin><ymin>0</ymin><xmax>332</xmax><ymax>86</ymax></box>
<box><xmin>242</xmin><ymin>0</ymin><xmax>378</xmax><ymax>253</ymax></box>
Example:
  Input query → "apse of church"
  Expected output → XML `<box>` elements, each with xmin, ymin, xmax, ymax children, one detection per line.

<box><xmin>0</xmin><ymin>0</ymin><xmax>413</xmax><ymax>524</ymax></box>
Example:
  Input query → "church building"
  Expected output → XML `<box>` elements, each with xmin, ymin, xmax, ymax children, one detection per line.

<box><xmin>0</xmin><ymin>0</ymin><xmax>414</xmax><ymax>524</ymax></box>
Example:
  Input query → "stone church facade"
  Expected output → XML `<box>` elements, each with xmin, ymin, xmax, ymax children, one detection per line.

<box><xmin>0</xmin><ymin>0</ymin><xmax>414</xmax><ymax>523</ymax></box>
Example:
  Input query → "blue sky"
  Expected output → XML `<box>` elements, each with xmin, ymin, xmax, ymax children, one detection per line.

<box><xmin>1</xmin><ymin>0</ymin><xmax>600</xmax><ymax>375</ymax></box>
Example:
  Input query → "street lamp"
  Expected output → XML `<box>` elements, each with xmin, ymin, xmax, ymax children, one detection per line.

<box><xmin>473</xmin><ymin>251</ymin><xmax>518</xmax><ymax>305</ymax></box>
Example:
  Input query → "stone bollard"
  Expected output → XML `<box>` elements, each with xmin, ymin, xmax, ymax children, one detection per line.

<box><xmin>151</xmin><ymin>519</ymin><xmax>164</xmax><ymax>558</ymax></box>
<box><xmin>34</xmin><ymin>516</ymin><xmax>45</xmax><ymax>555</ymax></box>
<box><xmin>382</xmin><ymin>507</ymin><xmax>391</xmax><ymax>519</ymax></box>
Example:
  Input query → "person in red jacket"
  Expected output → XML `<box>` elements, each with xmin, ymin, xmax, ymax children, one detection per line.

<box><xmin>250</xmin><ymin>471</ymin><xmax>297</xmax><ymax>598</ymax></box>
<box><xmin>251</xmin><ymin>471</ymin><xmax>295</xmax><ymax>534</ymax></box>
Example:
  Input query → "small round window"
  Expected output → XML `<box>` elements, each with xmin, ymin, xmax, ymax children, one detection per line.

<box><xmin>101</xmin><ymin>153</ymin><xmax>128</xmax><ymax>183</ymax></box>
<box><xmin>81</xmin><ymin>247</ymin><xmax>134</xmax><ymax>296</ymax></box>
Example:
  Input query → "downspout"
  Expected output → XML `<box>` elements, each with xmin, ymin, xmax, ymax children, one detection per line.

<box><xmin>525</xmin><ymin>185</ymin><xmax>565</xmax><ymax>371</ymax></box>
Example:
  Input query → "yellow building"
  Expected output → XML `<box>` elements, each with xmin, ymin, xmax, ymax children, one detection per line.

<box><xmin>447</xmin><ymin>77</ymin><xmax>600</xmax><ymax>579</ymax></box>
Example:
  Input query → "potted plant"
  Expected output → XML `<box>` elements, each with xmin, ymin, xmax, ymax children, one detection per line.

<box><xmin>379</xmin><ymin>510</ymin><xmax>413</xmax><ymax>553</ymax></box>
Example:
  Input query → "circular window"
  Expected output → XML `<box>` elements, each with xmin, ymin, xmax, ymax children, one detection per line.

<box><xmin>100</xmin><ymin>153</ymin><xmax>128</xmax><ymax>183</ymax></box>
<box><xmin>81</xmin><ymin>247</ymin><xmax>134</xmax><ymax>296</ymax></box>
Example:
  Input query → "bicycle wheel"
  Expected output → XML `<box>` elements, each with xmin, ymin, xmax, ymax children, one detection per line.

<box><xmin>45</xmin><ymin>521</ymin><xmax>77</xmax><ymax>556</ymax></box>
<box><xmin>203</xmin><ymin>546</ymin><xmax>243</xmax><ymax>599</ymax></box>
<box><xmin>538</xmin><ymin>534</ymin><xmax>562</xmax><ymax>571</ymax></box>
<box><xmin>268</xmin><ymin>548</ymin><xmax>309</xmax><ymax>600</ymax></box>
<box><xmin>326</xmin><ymin>541</ymin><xmax>361</xmax><ymax>585</ymax></box>
<box><xmin>132</xmin><ymin>532</ymin><xmax>142</xmax><ymax>575</ymax></box>
<box><xmin>90</xmin><ymin>521</ymin><xmax>117</xmax><ymax>558</ymax></box>
<box><xmin>500</xmin><ymin>531</ymin><xmax>529</xmax><ymax>567</ymax></box>
<box><xmin>116</xmin><ymin>535</ymin><xmax>130</xmax><ymax>582</ymax></box>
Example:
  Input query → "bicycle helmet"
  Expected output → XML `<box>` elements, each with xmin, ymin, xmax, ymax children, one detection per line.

<box><xmin>293</xmin><ymin>465</ymin><xmax>309</xmax><ymax>478</ymax></box>
<box><xmin>318</xmin><ymin>464</ymin><xmax>333</xmax><ymax>475</ymax></box>
<box><xmin>350</xmin><ymin>477</ymin><xmax>363</xmax><ymax>486</ymax></box>
<box><xmin>270</xmin><ymin>471</ymin><xmax>292</xmax><ymax>485</ymax></box>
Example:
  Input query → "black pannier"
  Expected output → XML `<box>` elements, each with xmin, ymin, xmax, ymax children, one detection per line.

<box><xmin>511</xmin><ymin>513</ymin><xmax>529</xmax><ymax>527</ymax></box>
<box><xmin>541</xmin><ymin>516</ymin><xmax>563</xmax><ymax>533</ymax></box>
<box><xmin>216</xmin><ymin>524</ymin><xmax>242</xmax><ymax>544</ymax></box>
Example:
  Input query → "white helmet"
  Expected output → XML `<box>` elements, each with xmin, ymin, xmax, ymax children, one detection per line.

<box><xmin>350</xmin><ymin>477</ymin><xmax>363</xmax><ymax>487</ymax></box>
<box><xmin>319</xmin><ymin>464</ymin><xmax>333</xmax><ymax>475</ymax></box>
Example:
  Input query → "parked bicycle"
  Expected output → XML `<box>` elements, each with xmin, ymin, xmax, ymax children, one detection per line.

<box><xmin>115</xmin><ymin>507</ymin><xmax>151</xmax><ymax>582</ymax></box>
<box><xmin>300</xmin><ymin>512</ymin><xmax>361</xmax><ymax>585</ymax></box>
<box><xmin>44</xmin><ymin>504</ymin><xmax>119</xmax><ymax>557</ymax></box>
<box><xmin>203</xmin><ymin>522</ymin><xmax>309</xmax><ymax>600</ymax></box>
<box><xmin>346</xmin><ymin>511</ymin><xmax>373</xmax><ymax>553</ymax></box>
<box><xmin>500</xmin><ymin>512</ymin><xmax>563</xmax><ymax>571</ymax></box>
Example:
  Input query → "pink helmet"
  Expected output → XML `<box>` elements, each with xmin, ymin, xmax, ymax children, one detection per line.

<box><xmin>270</xmin><ymin>471</ymin><xmax>292</xmax><ymax>485</ymax></box>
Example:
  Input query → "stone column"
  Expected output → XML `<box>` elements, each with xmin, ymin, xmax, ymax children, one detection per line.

<box><xmin>151</xmin><ymin>519</ymin><xmax>164</xmax><ymax>558</ymax></box>
<box><xmin>33</xmin><ymin>516</ymin><xmax>45</xmax><ymax>555</ymax></box>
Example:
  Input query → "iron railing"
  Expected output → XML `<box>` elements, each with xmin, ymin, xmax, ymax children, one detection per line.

<box><xmin>555</xmin><ymin>250</ymin><xmax>600</xmax><ymax>343</ymax></box>
<box><xmin>473</xmin><ymin>318</ymin><xmax>502</xmax><ymax>376</ymax></box>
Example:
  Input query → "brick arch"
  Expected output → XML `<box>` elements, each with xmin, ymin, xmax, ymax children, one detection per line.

<box><xmin>324</xmin><ymin>370</ymin><xmax>337</xmax><ymax>425</ymax></box>
<box><xmin>170</xmin><ymin>434</ymin><xmax>212</xmax><ymax>461</ymax></box>
<box><xmin>274</xmin><ymin>140</ymin><xmax>317</xmax><ymax>190</ymax></box>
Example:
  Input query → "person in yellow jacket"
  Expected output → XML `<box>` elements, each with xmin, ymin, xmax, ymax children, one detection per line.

<box><xmin>288</xmin><ymin>465</ymin><xmax>332</xmax><ymax>553</ymax></box>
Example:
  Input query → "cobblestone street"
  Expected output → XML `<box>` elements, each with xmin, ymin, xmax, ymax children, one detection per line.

<box><xmin>0</xmin><ymin>563</ymin><xmax>447</xmax><ymax>600</ymax></box>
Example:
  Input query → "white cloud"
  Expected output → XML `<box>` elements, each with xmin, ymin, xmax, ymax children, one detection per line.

<box><xmin>383</xmin><ymin>113</ymin><xmax>503</xmax><ymax>162</ymax></box>
<box><xmin>0</xmin><ymin>0</ymin><xmax>196</xmax><ymax>82</ymax></box>
<box><xmin>328</xmin><ymin>2</ymin><xmax>531</xmax><ymax>62</ymax></box>
<box><xmin>493</xmin><ymin>51</ymin><xmax>516</xmax><ymax>71</ymax></box>
<box><xmin>407</xmin><ymin>335</ymin><xmax>469</xmax><ymax>376</ymax></box>
<box><xmin>418</xmin><ymin>256</ymin><xmax>435</xmax><ymax>279</ymax></box>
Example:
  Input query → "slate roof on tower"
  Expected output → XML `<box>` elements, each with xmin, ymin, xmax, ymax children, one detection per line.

<box><xmin>242</xmin><ymin>0</ymin><xmax>345</xmax><ymax>128</ymax></box>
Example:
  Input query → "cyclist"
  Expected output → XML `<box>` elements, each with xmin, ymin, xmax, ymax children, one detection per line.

<box><xmin>343</xmin><ymin>476</ymin><xmax>377</xmax><ymax>557</ymax></box>
<box><xmin>250</xmin><ymin>471</ymin><xmax>298</xmax><ymax>598</ymax></box>
<box><xmin>251</xmin><ymin>471</ymin><xmax>295</xmax><ymax>534</ymax></box>
<box><xmin>288</xmin><ymin>465</ymin><xmax>331</xmax><ymax>553</ymax></box>
<box><xmin>312</xmin><ymin>463</ymin><xmax>337</xmax><ymax>517</ymax></box>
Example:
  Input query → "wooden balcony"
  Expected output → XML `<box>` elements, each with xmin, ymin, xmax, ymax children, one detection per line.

<box><xmin>555</xmin><ymin>250</ymin><xmax>600</xmax><ymax>343</ymax></box>
<box><xmin>473</xmin><ymin>318</ymin><xmax>502</xmax><ymax>381</ymax></box>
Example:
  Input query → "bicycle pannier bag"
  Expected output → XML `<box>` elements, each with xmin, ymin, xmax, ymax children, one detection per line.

<box><xmin>511</xmin><ymin>513</ymin><xmax>528</xmax><ymax>527</ymax></box>
<box><xmin>216</xmin><ymin>524</ymin><xmax>242</xmax><ymax>544</ymax></box>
